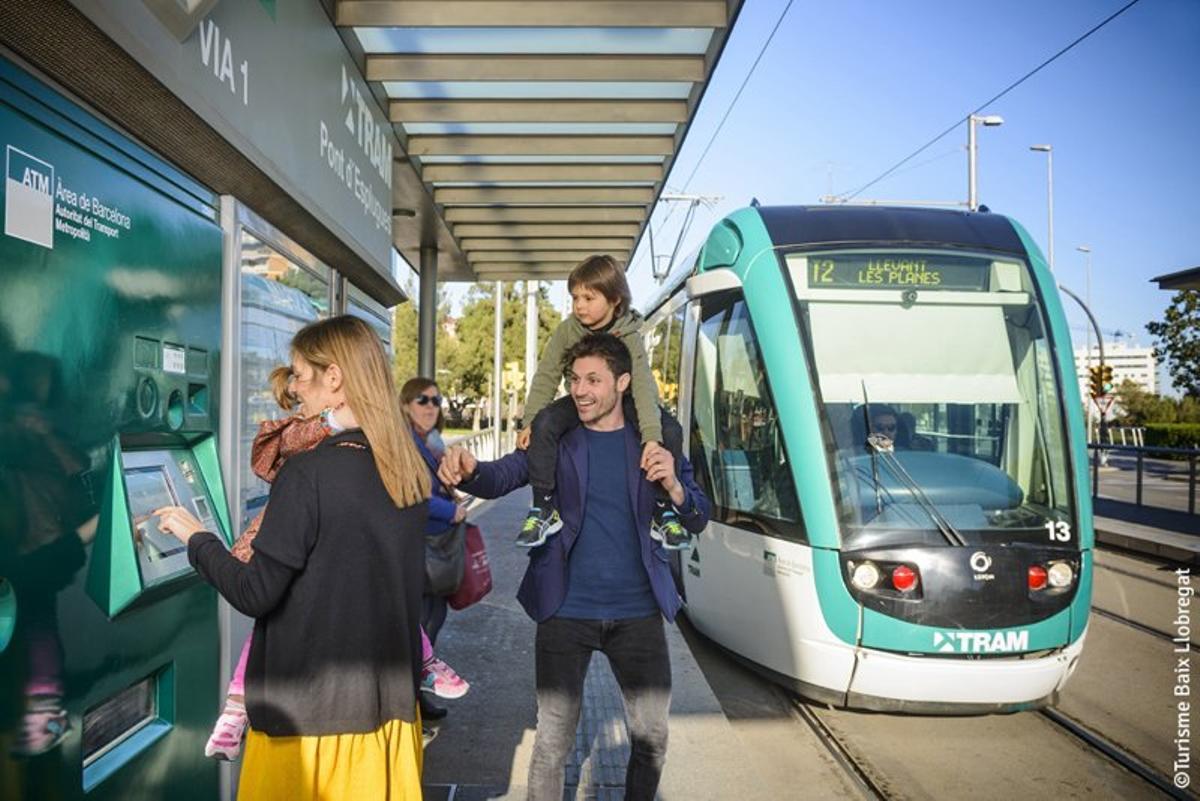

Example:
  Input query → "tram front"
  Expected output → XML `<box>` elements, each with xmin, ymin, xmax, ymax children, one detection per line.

<box><xmin>786</xmin><ymin>230</ymin><xmax>1091</xmax><ymax>712</ymax></box>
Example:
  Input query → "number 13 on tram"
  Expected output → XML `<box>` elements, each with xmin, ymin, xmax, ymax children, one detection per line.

<box><xmin>643</xmin><ymin>205</ymin><xmax>1090</xmax><ymax>713</ymax></box>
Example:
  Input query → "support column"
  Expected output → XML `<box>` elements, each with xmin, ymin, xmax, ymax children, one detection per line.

<box><xmin>525</xmin><ymin>280</ymin><xmax>538</xmax><ymax>397</ymax></box>
<box><xmin>418</xmin><ymin>244</ymin><xmax>437</xmax><ymax>379</ymax></box>
<box><xmin>493</xmin><ymin>281</ymin><xmax>504</xmax><ymax>459</ymax></box>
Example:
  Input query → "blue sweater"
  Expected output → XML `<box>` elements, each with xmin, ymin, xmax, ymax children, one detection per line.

<box><xmin>556</xmin><ymin>428</ymin><xmax>658</xmax><ymax>619</ymax></box>
<box><xmin>460</xmin><ymin>421</ymin><xmax>711</xmax><ymax>623</ymax></box>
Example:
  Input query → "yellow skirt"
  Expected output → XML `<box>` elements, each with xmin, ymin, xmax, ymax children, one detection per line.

<box><xmin>237</xmin><ymin>718</ymin><xmax>423</xmax><ymax>801</ymax></box>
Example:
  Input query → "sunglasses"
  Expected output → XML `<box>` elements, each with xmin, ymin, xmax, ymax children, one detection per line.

<box><xmin>414</xmin><ymin>394</ymin><xmax>442</xmax><ymax>407</ymax></box>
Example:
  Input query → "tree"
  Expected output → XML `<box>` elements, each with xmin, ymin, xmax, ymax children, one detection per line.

<box><xmin>1111</xmin><ymin>378</ymin><xmax>1200</xmax><ymax>426</ymax></box>
<box><xmin>391</xmin><ymin>277</ymin><xmax>455</xmax><ymax>391</ymax></box>
<box><xmin>391</xmin><ymin>280</ymin><xmax>419</xmax><ymax>387</ymax></box>
<box><xmin>444</xmin><ymin>283</ymin><xmax>561</xmax><ymax>422</ymax></box>
<box><xmin>1113</xmin><ymin>379</ymin><xmax>1176</xmax><ymax>425</ymax></box>
<box><xmin>1147</xmin><ymin>290</ymin><xmax>1200</xmax><ymax>398</ymax></box>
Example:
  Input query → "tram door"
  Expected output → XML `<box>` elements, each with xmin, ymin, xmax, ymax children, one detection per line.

<box><xmin>0</xmin><ymin>60</ymin><xmax>227</xmax><ymax>799</ymax></box>
<box><xmin>682</xmin><ymin>291</ymin><xmax>817</xmax><ymax>675</ymax></box>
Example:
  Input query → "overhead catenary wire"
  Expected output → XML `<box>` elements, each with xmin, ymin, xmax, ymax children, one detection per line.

<box><xmin>833</xmin><ymin>0</ymin><xmax>1145</xmax><ymax>203</ymax></box>
<box><xmin>640</xmin><ymin>0</ymin><xmax>799</xmax><ymax>274</ymax></box>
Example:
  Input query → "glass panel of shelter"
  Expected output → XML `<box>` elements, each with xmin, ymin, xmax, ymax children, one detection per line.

<box><xmin>237</xmin><ymin>230</ymin><xmax>330</xmax><ymax>530</ymax></box>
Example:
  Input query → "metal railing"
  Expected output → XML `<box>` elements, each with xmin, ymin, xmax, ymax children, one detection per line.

<box><xmin>446</xmin><ymin>427</ymin><xmax>517</xmax><ymax>461</ymax></box>
<box><xmin>1105</xmin><ymin>426</ymin><xmax>1145</xmax><ymax>448</ymax></box>
<box><xmin>1088</xmin><ymin>442</ymin><xmax>1199</xmax><ymax>515</ymax></box>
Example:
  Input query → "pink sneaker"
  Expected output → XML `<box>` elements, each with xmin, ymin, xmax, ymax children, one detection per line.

<box><xmin>421</xmin><ymin>657</ymin><xmax>469</xmax><ymax>700</ymax></box>
<box><xmin>205</xmin><ymin>707</ymin><xmax>247</xmax><ymax>761</ymax></box>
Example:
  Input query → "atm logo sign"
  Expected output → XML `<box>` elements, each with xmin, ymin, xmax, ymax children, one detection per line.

<box><xmin>5</xmin><ymin>146</ymin><xmax>54</xmax><ymax>249</ymax></box>
<box><xmin>934</xmin><ymin>630</ymin><xmax>1029</xmax><ymax>654</ymax></box>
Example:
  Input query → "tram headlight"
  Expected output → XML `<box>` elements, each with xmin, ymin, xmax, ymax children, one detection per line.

<box><xmin>850</xmin><ymin>561</ymin><xmax>882</xmax><ymax>590</ymax></box>
<box><xmin>1047</xmin><ymin>561</ymin><xmax>1075</xmax><ymax>589</ymax></box>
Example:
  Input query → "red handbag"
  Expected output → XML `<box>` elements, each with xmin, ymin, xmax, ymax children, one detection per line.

<box><xmin>448</xmin><ymin>523</ymin><xmax>492</xmax><ymax>610</ymax></box>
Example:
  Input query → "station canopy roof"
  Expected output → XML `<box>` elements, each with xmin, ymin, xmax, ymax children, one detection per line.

<box><xmin>1152</xmin><ymin>266</ymin><xmax>1200</xmax><ymax>291</ymax></box>
<box><xmin>336</xmin><ymin>1</ymin><xmax>744</xmax><ymax>282</ymax></box>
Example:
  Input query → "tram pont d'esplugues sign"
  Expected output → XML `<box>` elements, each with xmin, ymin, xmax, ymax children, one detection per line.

<box><xmin>70</xmin><ymin>0</ymin><xmax>394</xmax><ymax>273</ymax></box>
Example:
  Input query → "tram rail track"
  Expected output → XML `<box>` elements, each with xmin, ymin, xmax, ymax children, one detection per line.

<box><xmin>1039</xmin><ymin>707</ymin><xmax>1189</xmax><ymax>799</ymax></box>
<box><xmin>1091</xmin><ymin>605</ymin><xmax>1181</xmax><ymax>644</ymax></box>
<box><xmin>1094</xmin><ymin>555</ymin><xmax>1181</xmax><ymax>590</ymax></box>
<box><xmin>786</xmin><ymin>686</ymin><xmax>1189</xmax><ymax>800</ymax></box>
<box><xmin>789</xmin><ymin>699</ymin><xmax>890</xmax><ymax>800</ymax></box>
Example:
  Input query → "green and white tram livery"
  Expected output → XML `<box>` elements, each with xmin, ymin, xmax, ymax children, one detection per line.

<box><xmin>644</xmin><ymin>205</ymin><xmax>1090</xmax><ymax>713</ymax></box>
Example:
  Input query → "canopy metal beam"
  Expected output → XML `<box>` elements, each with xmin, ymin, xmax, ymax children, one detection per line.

<box><xmin>391</xmin><ymin>99</ymin><xmax>687</xmax><ymax>124</ymax></box>
<box><xmin>436</xmin><ymin>186</ymin><xmax>653</xmax><ymax>205</ymax></box>
<box><xmin>475</xmin><ymin>263</ymin><xmax>587</xmax><ymax>274</ymax></box>
<box><xmin>366</xmin><ymin>54</ymin><xmax>705</xmax><ymax>82</ymax></box>
<box><xmin>461</xmin><ymin>237</ymin><xmax>634</xmax><ymax>251</ymax></box>
<box><xmin>423</xmin><ymin>163</ymin><xmax>663</xmax><ymax>183</ymax></box>
<box><xmin>444</xmin><ymin>206</ymin><xmax>646</xmax><ymax>224</ymax></box>
<box><xmin>336</xmin><ymin>0</ymin><xmax>744</xmax><ymax>283</ymax></box>
<box><xmin>471</xmin><ymin>250</ymin><xmax>616</xmax><ymax>263</ymax></box>
<box><xmin>337</xmin><ymin>1</ymin><xmax>728</xmax><ymax>28</ymax></box>
<box><xmin>452</xmin><ymin>223</ymin><xmax>642</xmax><ymax>238</ymax></box>
<box><xmin>407</xmin><ymin>135</ymin><xmax>675</xmax><ymax>157</ymax></box>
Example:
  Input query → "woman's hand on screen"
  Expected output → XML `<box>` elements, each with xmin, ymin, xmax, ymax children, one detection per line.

<box><xmin>152</xmin><ymin>506</ymin><xmax>207</xmax><ymax>544</ymax></box>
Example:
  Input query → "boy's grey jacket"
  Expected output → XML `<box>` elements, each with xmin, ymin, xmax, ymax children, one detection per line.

<box><xmin>523</xmin><ymin>308</ymin><xmax>663</xmax><ymax>445</ymax></box>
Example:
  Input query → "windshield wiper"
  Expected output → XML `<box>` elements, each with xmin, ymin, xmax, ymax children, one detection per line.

<box><xmin>860</xmin><ymin>383</ymin><xmax>885</xmax><ymax>517</ymax></box>
<box><xmin>866</xmin><ymin>434</ymin><xmax>968</xmax><ymax>547</ymax></box>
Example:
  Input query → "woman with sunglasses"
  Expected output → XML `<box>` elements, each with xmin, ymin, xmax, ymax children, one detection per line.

<box><xmin>400</xmin><ymin>377</ymin><xmax>470</xmax><ymax>724</ymax></box>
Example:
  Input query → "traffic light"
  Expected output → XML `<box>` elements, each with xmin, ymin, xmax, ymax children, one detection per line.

<box><xmin>1101</xmin><ymin>363</ymin><xmax>1114</xmax><ymax>395</ymax></box>
<box><xmin>1088</xmin><ymin>365</ymin><xmax>1105</xmax><ymax>399</ymax></box>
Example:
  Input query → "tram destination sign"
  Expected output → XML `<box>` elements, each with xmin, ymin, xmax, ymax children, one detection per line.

<box><xmin>807</xmin><ymin>253</ymin><xmax>993</xmax><ymax>291</ymax></box>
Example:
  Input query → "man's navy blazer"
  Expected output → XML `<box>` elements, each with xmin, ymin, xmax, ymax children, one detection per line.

<box><xmin>461</xmin><ymin>422</ymin><xmax>710</xmax><ymax>623</ymax></box>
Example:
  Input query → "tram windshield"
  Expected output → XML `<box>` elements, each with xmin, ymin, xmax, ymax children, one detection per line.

<box><xmin>787</xmin><ymin>249</ymin><xmax>1076</xmax><ymax>549</ymax></box>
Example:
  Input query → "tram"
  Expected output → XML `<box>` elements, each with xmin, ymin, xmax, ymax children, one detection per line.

<box><xmin>642</xmin><ymin>205</ymin><xmax>1092</xmax><ymax>713</ymax></box>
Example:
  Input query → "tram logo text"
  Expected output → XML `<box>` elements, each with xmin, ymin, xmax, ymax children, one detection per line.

<box><xmin>934</xmin><ymin>630</ymin><xmax>1028</xmax><ymax>653</ymax></box>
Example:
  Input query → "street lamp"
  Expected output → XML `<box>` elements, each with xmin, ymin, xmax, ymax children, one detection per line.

<box><xmin>1077</xmin><ymin>244</ymin><xmax>1095</xmax><ymax>442</ymax></box>
<box><xmin>967</xmin><ymin>114</ymin><xmax>1004</xmax><ymax>211</ymax></box>
<box><xmin>1077</xmin><ymin>245</ymin><xmax>1093</xmax><ymax>366</ymax></box>
<box><xmin>1030</xmin><ymin>144</ymin><xmax>1054</xmax><ymax>270</ymax></box>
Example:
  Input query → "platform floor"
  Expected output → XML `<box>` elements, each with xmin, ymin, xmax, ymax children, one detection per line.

<box><xmin>419</xmin><ymin>491</ymin><xmax>766</xmax><ymax>801</ymax></box>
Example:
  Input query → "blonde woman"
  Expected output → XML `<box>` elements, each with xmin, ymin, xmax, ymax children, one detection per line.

<box><xmin>155</xmin><ymin>315</ymin><xmax>430</xmax><ymax>800</ymax></box>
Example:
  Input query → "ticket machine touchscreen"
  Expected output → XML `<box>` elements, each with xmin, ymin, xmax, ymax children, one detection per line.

<box><xmin>121</xmin><ymin>450</ymin><xmax>219</xmax><ymax>586</ymax></box>
<box><xmin>125</xmin><ymin>467</ymin><xmax>187</xmax><ymax>562</ymax></box>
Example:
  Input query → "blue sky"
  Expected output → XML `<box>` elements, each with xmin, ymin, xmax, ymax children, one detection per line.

<box><xmin>630</xmin><ymin>0</ymin><xmax>1197</xmax><ymax>347</ymax></box>
<box><xmin>443</xmin><ymin>0</ymin><xmax>1199</xmax><ymax>390</ymax></box>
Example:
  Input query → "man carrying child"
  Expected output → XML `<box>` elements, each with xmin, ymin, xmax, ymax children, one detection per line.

<box><xmin>515</xmin><ymin>255</ymin><xmax>692</xmax><ymax>551</ymax></box>
<box><xmin>439</xmin><ymin>333</ymin><xmax>711</xmax><ymax>801</ymax></box>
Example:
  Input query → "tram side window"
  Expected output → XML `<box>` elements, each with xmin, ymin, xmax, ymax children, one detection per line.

<box><xmin>647</xmin><ymin>305</ymin><xmax>686</xmax><ymax>417</ymax></box>
<box><xmin>690</xmin><ymin>293</ymin><xmax>803</xmax><ymax>539</ymax></box>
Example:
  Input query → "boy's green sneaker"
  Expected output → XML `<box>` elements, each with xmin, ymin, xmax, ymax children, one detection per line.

<box><xmin>650</xmin><ymin>508</ymin><xmax>692</xmax><ymax>550</ymax></box>
<box><xmin>516</xmin><ymin>506</ymin><xmax>562</xmax><ymax>548</ymax></box>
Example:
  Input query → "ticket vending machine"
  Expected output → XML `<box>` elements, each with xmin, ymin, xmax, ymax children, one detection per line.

<box><xmin>0</xmin><ymin>59</ymin><xmax>228</xmax><ymax>799</ymax></box>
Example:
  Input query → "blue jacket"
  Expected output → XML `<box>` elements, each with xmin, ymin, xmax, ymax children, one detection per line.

<box><xmin>462</xmin><ymin>422</ymin><xmax>710</xmax><ymax>623</ymax></box>
<box><xmin>414</xmin><ymin>430</ymin><xmax>458</xmax><ymax>535</ymax></box>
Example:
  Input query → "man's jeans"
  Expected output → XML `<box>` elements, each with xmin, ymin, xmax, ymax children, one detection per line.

<box><xmin>527</xmin><ymin>615</ymin><xmax>671</xmax><ymax>801</ymax></box>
